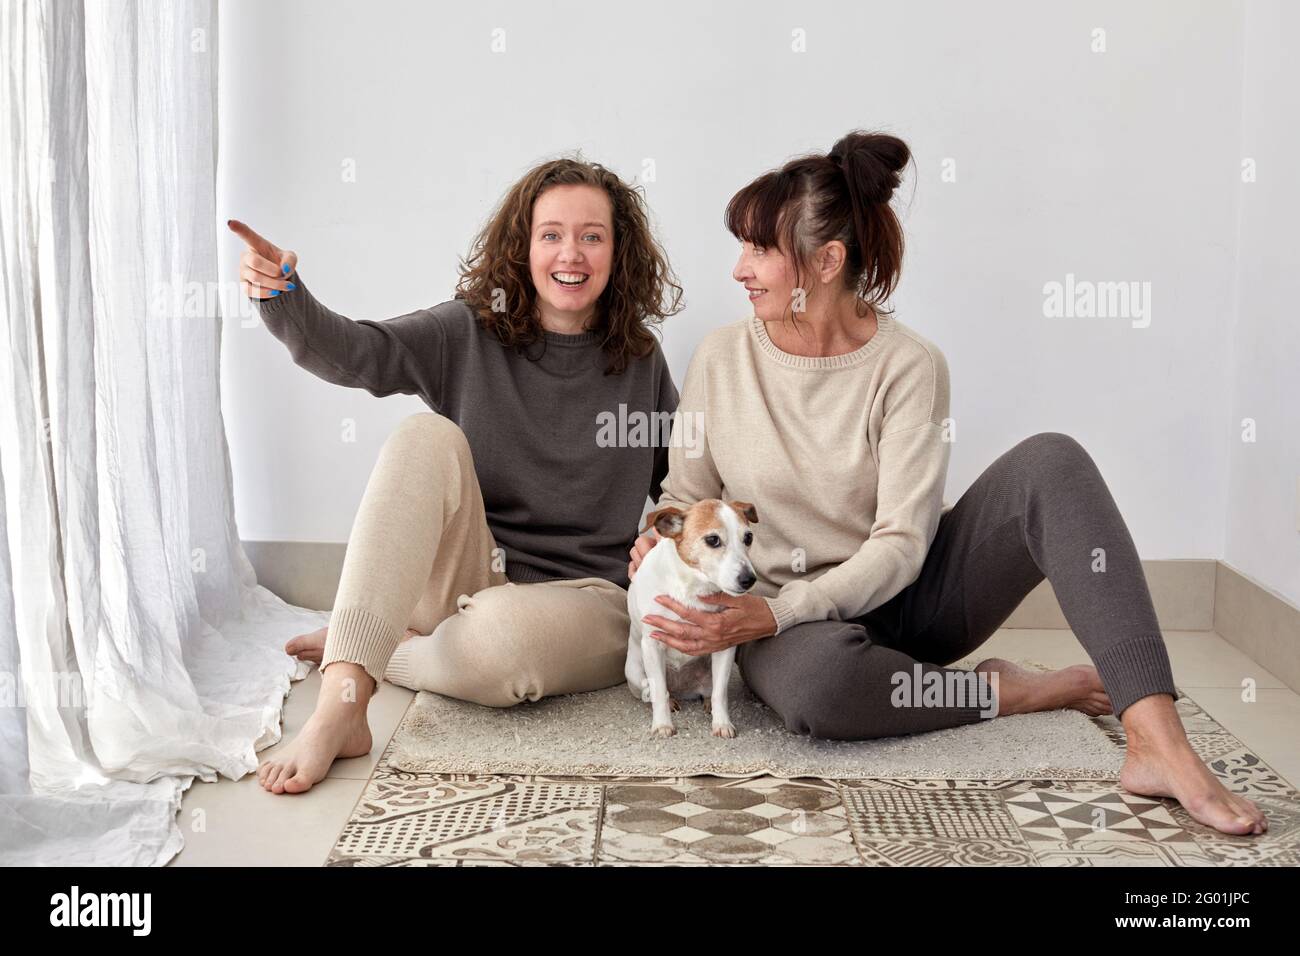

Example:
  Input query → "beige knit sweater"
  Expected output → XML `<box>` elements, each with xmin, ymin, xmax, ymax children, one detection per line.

<box><xmin>656</xmin><ymin>312</ymin><xmax>954</xmax><ymax>634</ymax></box>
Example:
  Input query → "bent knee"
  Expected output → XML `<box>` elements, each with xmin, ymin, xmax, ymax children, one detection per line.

<box><xmin>1013</xmin><ymin>431</ymin><xmax>1100</xmax><ymax>486</ymax></box>
<box><xmin>1017</xmin><ymin>431</ymin><xmax>1089</xmax><ymax>464</ymax></box>
<box><xmin>390</xmin><ymin>412</ymin><xmax>472</xmax><ymax>464</ymax></box>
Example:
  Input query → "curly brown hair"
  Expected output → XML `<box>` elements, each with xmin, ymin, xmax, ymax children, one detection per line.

<box><xmin>455</xmin><ymin>157</ymin><xmax>684</xmax><ymax>374</ymax></box>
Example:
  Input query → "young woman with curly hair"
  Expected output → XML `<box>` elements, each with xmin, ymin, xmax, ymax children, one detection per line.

<box><xmin>230</xmin><ymin>157</ymin><xmax>682</xmax><ymax>794</ymax></box>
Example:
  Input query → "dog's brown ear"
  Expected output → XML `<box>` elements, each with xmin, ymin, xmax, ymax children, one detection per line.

<box><xmin>642</xmin><ymin>507</ymin><xmax>686</xmax><ymax>539</ymax></box>
<box><xmin>731</xmin><ymin>500</ymin><xmax>758</xmax><ymax>524</ymax></box>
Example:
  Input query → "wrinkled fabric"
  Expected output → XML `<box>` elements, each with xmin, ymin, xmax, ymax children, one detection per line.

<box><xmin>0</xmin><ymin>0</ymin><xmax>325</xmax><ymax>866</ymax></box>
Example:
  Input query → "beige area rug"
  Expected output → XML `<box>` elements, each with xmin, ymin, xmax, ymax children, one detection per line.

<box><xmin>388</xmin><ymin>659</ymin><xmax>1126</xmax><ymax>780</ymax></box>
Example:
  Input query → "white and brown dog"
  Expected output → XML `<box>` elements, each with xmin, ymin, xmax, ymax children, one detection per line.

<box><xmin>626</xmin><ymin>499</ymin><xmax>759</xmax><ymax>738</ymax></box>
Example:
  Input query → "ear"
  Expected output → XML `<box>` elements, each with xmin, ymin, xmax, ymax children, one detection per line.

<box><xmin>643</xmin><ymin>507</ymin><xmax>686</xmax><ymax>539</ymax></box>
<box><xmin>730</xmin><ymin>500</ymin><xmax>758</xmax><ymax>524</ymax></box>
<box><xmin>818</xmin><ymin>240</ymin><xmax>847</xmax><ymax>285</ymax></box>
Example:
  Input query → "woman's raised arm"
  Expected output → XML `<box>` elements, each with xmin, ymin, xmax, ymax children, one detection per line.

<box><xmin>229</xmin><ymin>219</ymin><xmax>442</xmax><ymax>404</ymax></box>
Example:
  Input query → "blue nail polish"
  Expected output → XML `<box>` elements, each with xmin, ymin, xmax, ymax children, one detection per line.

<box><xmin>282</xmin><ymin>264</ymin><xmax>291</xmax><ymax>275</ymax></box>
<box><xmin>286</xmin><ymin>282</ymin><xmax>297</xmax><ymax>291</ymax></box>
<box><xmin>270</xmin><ymin>290</ymin><xmax>280</xmax><ymax>296</ymax></box>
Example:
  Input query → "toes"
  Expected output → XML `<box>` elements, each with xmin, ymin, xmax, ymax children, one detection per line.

<box><xmin>1215</xmin><ymin>795</ymin><xmax>1264</xmax><ymax>835</ymax></box>
<box><xmin>283</xmin><ymin>770</ymin><xmax>314</xmax><ymax>794</ymax></box>
<box><xmin>285</xmin><ymin>637</ymin><xmax>315</xmax><ymax>660</ymax></box>
<box><xmin>258</xmin><ymin>761</ymin><xmax>280</xmax><ymax>788</ymax></box>
<box><xmin>1234</xmin><ymin>796</ymin><xmax>1267</xmax><ymax>833</ymax></box>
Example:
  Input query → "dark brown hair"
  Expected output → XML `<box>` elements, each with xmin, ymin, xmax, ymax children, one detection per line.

<box><xmin>456</xmin><ymin>157</ymin><xmax>684</xmax><ymax>374</ymax></box>
<box><xmin>724</xmin><ymin>130</ymin><xmax>911</xmax><ymax>324</ymax></box>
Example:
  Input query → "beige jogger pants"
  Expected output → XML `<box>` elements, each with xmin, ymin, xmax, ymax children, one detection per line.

<box><xmin>321</xmin><ymin>412</ymin><xmax>630</xmax><ymax>706</ymax></box>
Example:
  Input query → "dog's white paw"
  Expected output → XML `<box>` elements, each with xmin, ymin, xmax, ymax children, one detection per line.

<box><xmin>711</xmin><ymin>721</ymin><xmax>736</xmax><ymax>738</ymax></box>
<box><xmin>651</xmin><ymin>722</ymin><xmax>676</xmax><ymax>738</ymax></box>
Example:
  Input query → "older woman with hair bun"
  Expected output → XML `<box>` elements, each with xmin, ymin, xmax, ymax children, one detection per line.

<box><xmin>630</xmin><ymin>130</ymin><xmax>1267</xmax><ymax>837</ymax></box>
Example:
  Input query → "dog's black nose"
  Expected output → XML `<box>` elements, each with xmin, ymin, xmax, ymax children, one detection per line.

<box><xmin>737</xmin><ymin>570</ymin><xmax>756</xmax><ymax>591</ymax></box>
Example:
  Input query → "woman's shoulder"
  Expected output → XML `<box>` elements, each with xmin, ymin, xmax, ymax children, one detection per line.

<box><xmin>692</xmin><ymin>316</ymin><xmax>753</xmax><ymax>360</ymax></box>
<box><xmin>880</xmin><ymin>313</ymin><xmax>949</xmax><ymax>381</ymax></box>
<box><xmin>878</xmin><ymin>314</ymin><xmax>952</xmax><ymax>419</ymax></box>
<box><xmin>427</xmin><ymin>296</ymin><xmax>479</xmax><ymax>329</ymax></box>
<box><xmin>409</xmin><ymin>297</ymin><xmax>496</xmax><ymax>350</ymax></box>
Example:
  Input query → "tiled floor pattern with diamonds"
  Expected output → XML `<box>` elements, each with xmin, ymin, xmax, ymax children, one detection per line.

<box><xmin>325</xmin><ymin>695</ymin><xmax>1299</xmax><ymax>867</ymax></box>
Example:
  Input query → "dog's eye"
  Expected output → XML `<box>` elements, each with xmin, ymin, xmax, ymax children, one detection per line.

<box><xmin>743</xmin><ymin>532</ymin><xmax>753</xmax><ymax>546</ymax></box>
<box><xmin>704</xmin><ymin>534</ymin><xmax>722</xmax><ymax>548</ymax></box>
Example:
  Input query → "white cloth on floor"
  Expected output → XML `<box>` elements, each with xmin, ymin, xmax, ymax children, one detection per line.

<box><xmin>0</xmin><ymin>0</ymin><xmax>325</xmax><ymax>866</ymax></box>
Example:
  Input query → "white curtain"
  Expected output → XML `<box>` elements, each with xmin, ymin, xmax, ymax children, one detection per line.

<box><xmin>0</xmin><ymin>0</ymin><xmax>327</xmax><ymax>865</ymax></box>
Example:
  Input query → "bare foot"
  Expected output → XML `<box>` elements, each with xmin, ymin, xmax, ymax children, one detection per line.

<box><xmin>975</xmin><ymin>658</ymin><xmax>1112</xmax><ymax>716</ymax></box>
<box><xmin>258</xmin><ymin>664</ymin><xmax>374</xmax><ymax>795</ymax></box>
<box><xmin>285</xmin><ymin>625</ymin><xmax>327</xmax><ymax>664</ymax></box>
<box><xmin>1119</xmin><ymin>695</ymin><xmax>1267</xmax><ymax>836</ymax></box>
<box><xmin>285</xmin><ymin>625</ymin><xmax>420</xmax><ymax>665</ymax></box>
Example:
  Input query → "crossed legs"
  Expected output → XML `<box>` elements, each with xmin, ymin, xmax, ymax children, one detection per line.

<box><xmin>258</xmin><ymin>413</ymin><xmax>627</xmax><ymax>794</ymax></box>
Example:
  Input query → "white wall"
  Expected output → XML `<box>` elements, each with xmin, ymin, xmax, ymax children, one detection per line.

<box><xmin>217</xmin><ymin>0</ymin><xmax>1297</xmax><ymax>605</ymax></box>
<box><xmin>1224</xmin><ymin>0</ymin><xmax>1300</xmax><ymax>605</ymax></box>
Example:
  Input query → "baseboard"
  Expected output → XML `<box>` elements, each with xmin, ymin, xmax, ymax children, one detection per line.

<box><xmin>244</xmin><ymin>540</ymin><xmax>346</xmax><ymax>614</ymax></box>
<box><xmin>1213</xmin><ymin>562</ymin><xmax>1300</xmax><ymax>695</ymax></box>
<box><xmin>1001</xmin><ymin>559</ymin><xmax>1218</xmax><ymax>631</ymax></box>
<box><xmin>242</xmin><ymin>541</ymin><xmax>1299</xmax><ymax>694</ymax></box>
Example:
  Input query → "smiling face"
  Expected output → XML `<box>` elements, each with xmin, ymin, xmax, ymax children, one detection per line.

<box><xmin>528</xmin><ymin>184</ymin><xmax>614</xmax><ymax>330</ymax></box>
<box><xmin>732</xmin><ymin>239</ymin><xmax>804</xmax><ymax>323</ymax></box>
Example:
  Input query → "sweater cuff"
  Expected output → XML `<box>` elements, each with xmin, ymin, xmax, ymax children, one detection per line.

<box><xmin>763</xmin><ymin>596</ymin><xmax>798</xmax><ymax>636</ymax></box>
<box><xmin>767</xmin><ymin>578</ymin><xmax>841</xmax><ymax>633</ymax></box>
<box><xmin>251</xmin><ymin>266</ymin><xmax>302</xmax><ymax>316</ymax></box>
<box><xmin>384</xmin><ymin>639</ymin><xmax>418</xmax><ymax>690</ymax></box>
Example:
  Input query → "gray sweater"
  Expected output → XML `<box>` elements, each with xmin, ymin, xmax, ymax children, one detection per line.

<box><xmin>255</xmin><ymin>271</ymin><xmax>678</xmax><ymax>587</ymax></box>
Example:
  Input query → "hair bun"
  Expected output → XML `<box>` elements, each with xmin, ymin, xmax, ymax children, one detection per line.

<box><xmin>830</xmin><ymin>131</ymin><xmax>909</xmax><ymax>204</ymax></box>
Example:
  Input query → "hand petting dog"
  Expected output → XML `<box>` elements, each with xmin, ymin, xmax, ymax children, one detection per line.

<box><xmin>641</xmin><ymin>591</ymin><xmax>776</xmax><ymax>655</ymax></box>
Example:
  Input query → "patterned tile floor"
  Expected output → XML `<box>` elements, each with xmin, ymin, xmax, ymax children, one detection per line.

<box><xmin>325</xmin><ymin>694</ymin><xmax>1299</xmax><ymax>867</ymax></box>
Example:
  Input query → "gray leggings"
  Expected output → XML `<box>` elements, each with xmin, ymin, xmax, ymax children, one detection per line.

<box><xmin>735</xmin><ymin>432</ymin><xmax>1177</xmax><ymax>739</ymax></box>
